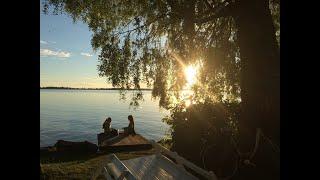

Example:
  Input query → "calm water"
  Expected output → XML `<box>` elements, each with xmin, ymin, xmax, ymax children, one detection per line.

<box><xmin>40</xmin><ymin>89</ymin><xmax>170</xmax><ymax>147</ymax></box>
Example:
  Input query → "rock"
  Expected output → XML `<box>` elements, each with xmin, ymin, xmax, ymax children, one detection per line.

<box><xmin>54</xmin><ymin>140</ymin><xmax>98</xmax><ymax>154</ymax></box>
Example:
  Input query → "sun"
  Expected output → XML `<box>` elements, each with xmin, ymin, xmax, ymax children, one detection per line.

<box><xmin>185</xmin><ymin>99</ymin><xmax>191</xmax><ymax>107</ymax></box>
<box><xmin>184</xmin><ymin>65</ymin><xmax>197</xmax><ymax>88</ymax></box>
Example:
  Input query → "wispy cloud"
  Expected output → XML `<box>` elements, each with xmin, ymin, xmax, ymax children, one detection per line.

<box><xmin>41</xmin><ymin>40</ymin><xmax>56</xmax><ymax>45</ymax></box>
<box><xmin>40</xmin><ymin>49</ymin><xmax>71</xmax><ymax>58</ymax></box>
<box><xmin>40</xmin><ymin>40</ymin><xmax>48</xmax><ymax>44</ymax></box>
<box><xmin>80</xmin><ymin>52</ymin><xmax>93</xmax><ymax>57</ymax></box>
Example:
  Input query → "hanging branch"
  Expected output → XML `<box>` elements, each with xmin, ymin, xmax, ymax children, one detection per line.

<box><xmin>196</xmin><ymin>0</ymin><xmax>235</xmax><ymax>24</ymax></box>
<box><xmin>112</xmin><ymin>13</ymin><xmax>169</xmax><ymax>37</ymax></box>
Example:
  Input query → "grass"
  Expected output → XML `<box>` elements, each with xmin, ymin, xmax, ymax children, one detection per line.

<box><xmin>40</xmin><ymin>138</ymin><xmax>172</xmax><ymax>179</ymax></box>
<box><xmin>41</xmin><ymin>156</ymin><xmax>106</xmax><ymax>179</ymax></box>
<box><xmin>40</xmin><ymin>149</ymin><xmax>157</xmax><ymax>179</ymax></box>
<box><xmin>157</xmin><ymin>137</ymin><xmax>173</xmax><ymax>149</ymax></box>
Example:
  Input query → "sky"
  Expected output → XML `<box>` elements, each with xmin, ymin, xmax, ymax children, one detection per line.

<box><xmin>40</xmin><ymin>2</ymin><xmax>110</xmax><ymax>88</ymax></box>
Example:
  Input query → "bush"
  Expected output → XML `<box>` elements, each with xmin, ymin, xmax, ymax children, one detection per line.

<box><xmin>166</xmin><ymin>102</ymin><xmax>240</xmax><ymax>177</ymax></box>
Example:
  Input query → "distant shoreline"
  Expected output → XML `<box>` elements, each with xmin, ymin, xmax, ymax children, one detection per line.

<box><xmin>40</xmin><ymin>87</ymin><xmax>152</xmax><ymax>91</ymax></box>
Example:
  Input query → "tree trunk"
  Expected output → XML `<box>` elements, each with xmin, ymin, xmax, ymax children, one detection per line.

<box><xmin>235</xmin><ymin>0</ymin><xmax>280</xmax><ymax>178</ymax></box>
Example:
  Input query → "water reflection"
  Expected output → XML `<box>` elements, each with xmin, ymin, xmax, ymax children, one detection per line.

<box><xmin>40</xmin><ymin>89</ymin><xmax>170</xmax><ymax>146</ymax></box>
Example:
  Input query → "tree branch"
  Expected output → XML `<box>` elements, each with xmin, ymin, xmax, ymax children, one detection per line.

<box><xmin>196</xmin><ymin>0</ymin><xmax>234</xmax><ymax>24</ymax></box>
<box><xmin>202</xmin><ymin>0</ymin><xmax>215</xmax><ymax>10</ymax></box>
<box><xmin>113</xmin><ymin>14</ymin><xmax>168</xmax><ymax>36</ymax></box>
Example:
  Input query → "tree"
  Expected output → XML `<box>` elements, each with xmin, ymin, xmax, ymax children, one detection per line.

<box><xmin>43</xmin><ymin>0</ymin><xmax>279</xmax><ymax>178</ymax></box>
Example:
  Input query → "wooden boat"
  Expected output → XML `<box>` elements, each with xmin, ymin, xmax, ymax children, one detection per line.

<box><xmin>98</xmin><ymin>132</ymin><xmax>152</xmax><ymax>152</ymax></box>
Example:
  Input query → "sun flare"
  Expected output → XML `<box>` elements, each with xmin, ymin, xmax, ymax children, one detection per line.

<box><xmin>185</xmin><ymin>99</ymin><xmax>191</xmax><ymax>107</ymax></box>
<box><xmin>184</xmin><ymin>65</ymin><xmax>197</xmax><ymax>88</ymax></box>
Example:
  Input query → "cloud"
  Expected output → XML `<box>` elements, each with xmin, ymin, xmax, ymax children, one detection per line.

<box><xmin>80</xmin><ymin>52</ymin><xmax>93</xmax><ymax>57</ymax></box>
<box><xmin>40</xmin><ymin>49</ymin><xmax>71</xmax><ymax>58</ymax></box>
<box><xmin>40</xmin><ymin>40</ymin><xmax>48</xmax><ymax>44</ymax></box>
<box><xmin>41</xmin><ymin>40</ymin><xmax>56</xmax><ymax>45</ymax></box>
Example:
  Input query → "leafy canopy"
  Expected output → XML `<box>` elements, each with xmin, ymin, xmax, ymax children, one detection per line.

<box><xmin>43</xmin><ymin>0</ymin><xmax>279</xmax><ymax>109</ymax></box>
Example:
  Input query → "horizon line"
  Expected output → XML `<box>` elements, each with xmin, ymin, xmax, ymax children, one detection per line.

<box><xmin>40</xmin><ymin>86</ymin><xmax>153</xmax><ymax>90</ymax></box>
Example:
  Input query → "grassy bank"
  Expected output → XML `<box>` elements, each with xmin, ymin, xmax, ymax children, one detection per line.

<box><xmin>40</xmin><ymin>149</ymin><xmax>157</xmax><ymax>179</ymax></box>
<box><xmin>40</xmin><ymin>139</ymin><xmax>172</xmax><ymax>179</ymax></box>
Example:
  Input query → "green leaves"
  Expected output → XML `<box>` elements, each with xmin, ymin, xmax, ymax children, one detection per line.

<box><xmin>43</xmin><ymin>0</ymin><xmax>278</xmax><ymax>109</ymax></box>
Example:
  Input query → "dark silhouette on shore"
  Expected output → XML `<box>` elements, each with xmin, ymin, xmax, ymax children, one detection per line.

<box><xmin>98</xmin><ymin>117</ymin><xmax>118</xmax><ymax>146</ymax></box>
<box><xmin>123</xmin><ymin>115</ymin><xmax>136</xmax><ymax>135</ymax></box>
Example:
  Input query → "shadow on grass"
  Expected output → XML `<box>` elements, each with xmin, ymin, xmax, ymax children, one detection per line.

<box><xmin>40</xmin><ymin>147</ymin><xmax>109</xmax><ymax>163</ymax></box>
<box><xmin>40</xmin><ymin>147</ymin><xmax>156</xmax><ymax>164</ymax></box>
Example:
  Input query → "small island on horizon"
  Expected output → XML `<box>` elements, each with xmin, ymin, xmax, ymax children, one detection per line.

<box><xmin>40</xmin><ymin>86</ymin><xmax>152</xmax><ymax>91</ymax></box>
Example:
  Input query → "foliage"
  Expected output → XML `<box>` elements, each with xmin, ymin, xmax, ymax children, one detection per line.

<box><xmin>270</xmin><ymin>0</ymin><xmax>280</xmax><ymax>45</ymax></box>
<box><xmin>167</xmin><ymin>101</ymin><xmax>240</xmax><ymax>177</ymax></box>
<box><xmin>42</xmin><ymin>0</ymin><xmax>261</xmax><ymax>108</ymax></box>
<box><xmin>43</xmin><ymin>0</ymin><xmax>279</xmax><ymax>106</ymax></box>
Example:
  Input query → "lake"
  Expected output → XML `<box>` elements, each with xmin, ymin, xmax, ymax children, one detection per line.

<box><xmin>40</xmin><ymin>89</ymin><xmax>171</xmax><ymax>147</ymax></box>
